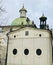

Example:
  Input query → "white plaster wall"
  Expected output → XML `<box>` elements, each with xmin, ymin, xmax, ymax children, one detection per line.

<box><xmin>9</xmin><ymin>28</ymin><xmax>51</xmax><ymax>38</ymax></box>
<box><xmin>0</xmin><ymin>33</ymin><xmax>7</xmax><ymax>65</ymax></box>
<box><xmin>7</xmin><ymin>28</ymin><xmax>52</xmax><ymax>65</ymax></box>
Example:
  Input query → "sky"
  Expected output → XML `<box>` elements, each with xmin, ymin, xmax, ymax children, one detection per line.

<box><xmin>0</xmin><ymin>0</ymin><xmax>53</xmax><ymax>28</ymax></box>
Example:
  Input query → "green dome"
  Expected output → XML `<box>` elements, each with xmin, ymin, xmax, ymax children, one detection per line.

<box><xmin>11</xmin><ymin>17</ymin><xmax>32</xmax><ymax>26</ymax></box>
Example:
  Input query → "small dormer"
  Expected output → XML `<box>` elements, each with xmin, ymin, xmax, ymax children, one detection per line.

<box><xmin>19</xmin><ymin>5</ymin><xmax>27</xmax><ymax>18</ymax></box>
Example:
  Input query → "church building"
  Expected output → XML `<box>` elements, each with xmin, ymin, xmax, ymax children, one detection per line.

<box><xmin>0</xmin><ymin>5</ymin><xmax>53</xmax><ymax>65</ymax></box>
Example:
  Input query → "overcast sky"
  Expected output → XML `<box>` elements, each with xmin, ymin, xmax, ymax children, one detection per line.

<box><xmin>0</xmin><ymin>0</ymin><xmax>53</xmax><ymax>28</ymax></box>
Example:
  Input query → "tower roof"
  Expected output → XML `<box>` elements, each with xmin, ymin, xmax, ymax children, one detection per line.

<box><xmin>19</xmin><ymin>5</ymin><xmax>27</xmax><ymax>12</ymax></box>
<box><xmin>39</xmin><ymin>13</ymin><xmax>47</xmax><ymax>21</ymax></box>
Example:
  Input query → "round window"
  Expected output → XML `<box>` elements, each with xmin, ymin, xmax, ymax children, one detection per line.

<box><xmin>24</xmin><ymin>49</ymin><xmax>29</xmax><ymax>55</ymax></box>
<box><xmin>39</xmin><ymin>34</ymin><xmax>41</xmax><ymax>37</ymax></box>
<box><xmin>13</xmin><ymin>49</ymin><xmax>17</xmax><ymax>55</ymax></box>
<box><xmin>36</xmin><ymin>49</ymin><xmax>42</xmax><ymax>55</ymax></box>
<box><xmin>14</xmin><ymin>35</ymin><xmax>16</xmax><ymax>38</ymax></box>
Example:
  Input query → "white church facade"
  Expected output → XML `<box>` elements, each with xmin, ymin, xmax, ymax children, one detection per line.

<box><xmin>0</xmin><ymin>6</ymin><xmax>53</xmax><ymax>65</ymax></box>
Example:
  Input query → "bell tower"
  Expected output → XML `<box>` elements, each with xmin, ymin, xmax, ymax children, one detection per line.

<box><xmin>39</xmin><ymin>13</ymin><xmax>47</xmax><ymax>29</ymax></box>
<box><xmin>19</xmin><ymin>5</ymin><xmax>27</xmax><ymax>18</ymax></box>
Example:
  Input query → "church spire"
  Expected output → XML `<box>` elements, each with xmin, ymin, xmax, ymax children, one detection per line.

<box><xmin>19</xmin><ymin>5</ymin><xmax>27</xmax><ymax>18</ymax></box>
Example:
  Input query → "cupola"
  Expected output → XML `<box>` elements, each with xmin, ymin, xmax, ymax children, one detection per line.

<box><xmin>39</xmin><ymin>13</ymin><xmax>47</xmax><ymax>29</ymax></box>
<box><xmin>19</xmin><ymin>5</ymin><xmax>27</xmax><ymax>18</ymax></box>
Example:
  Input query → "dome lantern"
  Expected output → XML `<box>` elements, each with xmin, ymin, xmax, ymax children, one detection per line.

<box><xmin>19</xmin><ymin>5</ymin><xmax>27</xmax><ymax>18</ymax></box>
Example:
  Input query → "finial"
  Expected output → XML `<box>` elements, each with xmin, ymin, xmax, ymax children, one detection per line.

<box><xmin>22</xmin><ymin>4</ymin><xmax>24</xmax><ymax>8</ymax></box>
<box><xmin>42</xmin><ymin>13</ymin><xmax>44</xmax><ymax>17</ymax></box>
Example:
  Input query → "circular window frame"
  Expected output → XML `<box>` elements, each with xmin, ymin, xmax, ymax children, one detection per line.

<box><xmin>13</xmin><ymin>48</ymin><xmax>17</xmax><ymax>55</ymax></box>
<box><xmin>36</xmin><ymin>49</ymin><xmax>42</xmax><ymax>56</ymax></box>
<box><xmin>39</xmin><ymin>34</ymin><xmax>41</xmax><ymax>37</ymax></box>
<box><xmin>14</xmin><ymin>35</ymin><xmax>16</xmax><ymax>38</ymax></box>
<box><xmin>24</xmin><ymin>49</ymin><xmax>29</xmax><ymax>55</ymax></box>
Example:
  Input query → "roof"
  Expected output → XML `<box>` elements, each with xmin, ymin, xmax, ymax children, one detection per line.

<box><xmin>19</xmin><ymin>5</ymin><xmax>27</xmax><ymax>12</ymax></box>
<box><xmin>11</xmin><ymin>17</ymin><xmax>33</xmax><ymax>26</ymax></box>
<box><xmin>39</xmin><ymin>13</ymin><xmax>47</xmax><ymax>21</ymax></box>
